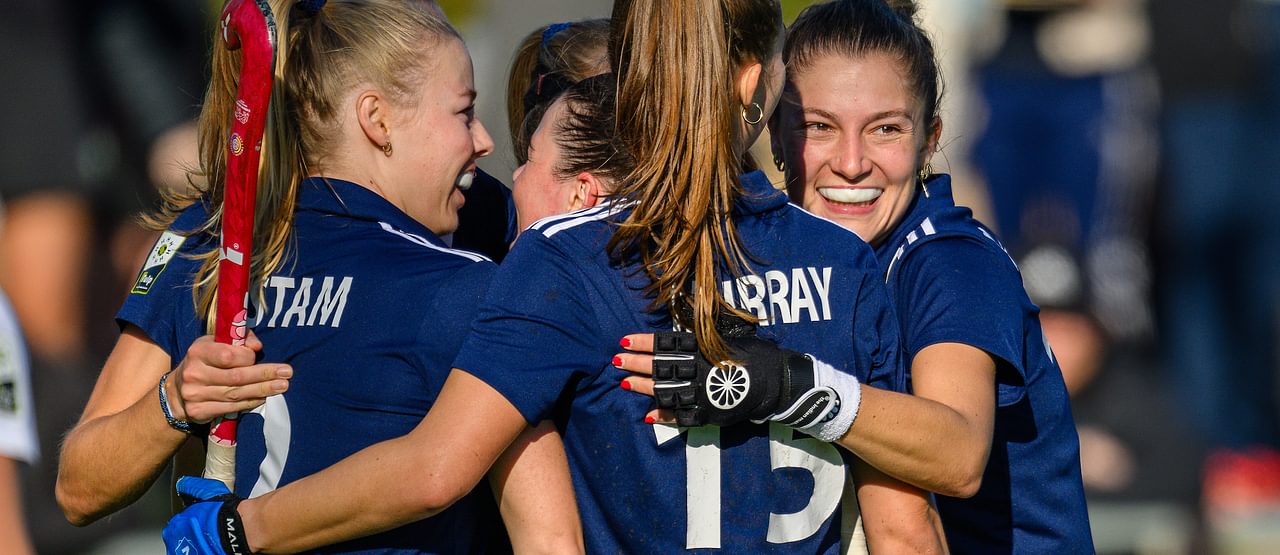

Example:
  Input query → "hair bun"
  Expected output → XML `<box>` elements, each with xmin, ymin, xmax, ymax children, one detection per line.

<box><xmin>884</xmin><ymin>0</ymin><xmax>919</xmax><ymax>20</ymax></box>
<box><xmin>296</xmin><ymin>0</ymin><xmax>327</xmax><ymax>16</ymax></box>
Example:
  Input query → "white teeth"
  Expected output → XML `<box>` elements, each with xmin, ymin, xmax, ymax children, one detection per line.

<box><xmin>819</xmin><ymin>187</ymin><xmax>881</xmax><ymax>204</ymax></box>
<box><xmin>456</xmin><ymin>171</ymin><xmax>475</xmax><ymax>191</ymax></box>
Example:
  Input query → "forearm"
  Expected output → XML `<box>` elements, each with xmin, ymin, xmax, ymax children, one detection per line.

<box><xmin>0</xmin><ymin>458</ymin><xmax>35</xmax><ymax>555</ymax></box>
<box><xmin>489</xmin><ymin>421</ymin><xmax>583</xmax><ymax>554</ymax></box>
<box><xmin>853</xmin><ymin>457</ymin><xmax>949</xmax><ymax>555</ymax></box>
<box><xmin>838</xmin><ymin>385</ymin><xmax>990</xmax><ymax>497</ymax></box>
<box><xmin>241</xmin><ymin>369</ymin><xmax>528</xmax><ymax>553</ymax></box>
<box><xmin>56</xmin><ymin>390</ymin><xmax>188</xmax><ymax>525</ymax></box>
<box><xmin>240</xmin><ymin>433</ymin><xmax>451</xmax><ymax>553</ymax></box>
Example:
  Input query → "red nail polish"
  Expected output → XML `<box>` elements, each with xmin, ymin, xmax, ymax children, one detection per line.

<box><xmin>620</xmin><ymin>337</ymin><xmax>632</xmax><ymax>348</ymax></box>
<box><xmin>644</xmin><ymin>415</ymin><xmax>656</xmax><ymax>424</ymax></box>
<box><xmin>612</xmin><ymin>355</ymin><xmax>623</xmax><ymax>367</ymax></box>
<box><xmin>620</xmin><ymin>380</ymin><xmax>632</xmax><ymax>391</ymax></box>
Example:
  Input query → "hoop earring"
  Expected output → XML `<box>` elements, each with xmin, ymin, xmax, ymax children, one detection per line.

<box><xmin>381</xmin><ymin>140</ymin><xmax>393</xmax><ymax>157</ymax></box>
<box><xmin>772</xmin><ymin>153</ymin><xmax>785</xmax><ymax>173</ymax></box>
<box><xmin>918</xmin><ymin>163</ymin><xmax>932</xmax><ymax>198</ymax></box>
<box><xmin>741</xmin><ymin>102</ymin><xmax>764</xmax><ymax>125</ymax></box>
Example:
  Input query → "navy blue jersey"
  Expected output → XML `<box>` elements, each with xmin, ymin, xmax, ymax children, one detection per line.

<box><xmin>452</xmin><ymin>168</ymin><xmax>516</xmax><ymax>263</ymax></box>
<box><xmin>876</xmin><ymin>175</ymin><xmax>1093</xmax><ymax>553</ymax></box>
<box><xmin>118</xmin><ymin>178</ymin><xmax>507</xmax><ymax>554</ymax></box>
<box><xmin>454</xmin><ymin>171</ymin><xmax>905</xmax><ymax>553</ymax></box>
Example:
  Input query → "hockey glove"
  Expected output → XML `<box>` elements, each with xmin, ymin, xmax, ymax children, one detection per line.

<box><xmin>650</xmin><ymin>332</ymin><xmax>861</xmax><ymax>442</ymax></box>
<box><xmin>162</xmin><ymin>477</ymin><xmax>251</xmax><ymax>555</ymax></box>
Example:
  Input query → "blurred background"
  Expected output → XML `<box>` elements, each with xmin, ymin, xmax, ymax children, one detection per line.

<box><xmin>1</xmin><ymin>0</ymin><xmax>1277</xmax><ymax>553</ymax></box>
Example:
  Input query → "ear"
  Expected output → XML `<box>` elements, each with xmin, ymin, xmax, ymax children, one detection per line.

<box><xmin>921</xmin><ymin>116</ymin><xmax>943</xmax><ymax>166</ymax></box>
<box><xmin>735</xmin><ymin>59</ymin><xmax>765</xmax><ymax>107</ymax></box>
<box><xmin>569</xmin><ymin>171</ymin><xmax>605</xmax><ymax>210</ymax></box>
<box><xmin>356</xmin><ymin>90</ymin><xmax>392</xmax><ymax>150</ymax></box>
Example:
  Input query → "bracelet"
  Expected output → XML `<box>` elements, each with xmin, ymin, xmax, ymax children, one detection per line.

<box><xmin>159</xmin><ymin>370</ymin><xmax>194</xmax><ymax>434</ymax></box>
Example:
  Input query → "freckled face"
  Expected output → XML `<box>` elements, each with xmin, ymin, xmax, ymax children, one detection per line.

<box><xmin>776</xmin><ymin>52</ymin><xmax>929</xmax><ymax>247</ymax></box>
<box><xmin>389</xmin><ymin>38</ymin><xmax>494</xmax><ymax>235</ymax></box>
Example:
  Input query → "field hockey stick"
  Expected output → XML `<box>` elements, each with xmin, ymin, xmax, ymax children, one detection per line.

<box><xmin>204</xmin><ymin>0</ymin><xmax>277</xmax><ymax>491</ymax></box>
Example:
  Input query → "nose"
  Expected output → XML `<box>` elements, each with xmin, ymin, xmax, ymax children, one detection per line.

<box><xmin>472</xmin><ymin>118</ymin><xmax>495</xmax><ymax>158</ymax></box>
<box><xmin>831</xmin><ymin>133</ymin><xmax>870</xmax><ymax>181</ymax></box>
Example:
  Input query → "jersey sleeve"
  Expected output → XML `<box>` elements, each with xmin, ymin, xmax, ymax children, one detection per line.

<box><xmin>853</xmin><ymin>270</ymin><xmax>908</xmax><ymax>393</ymax></box>
<box><xmin>410</xmin><ymin>261</ymin><xmax>497</xmax><ymax>392</ymax></box>
<box><xmin>0</xmin><ymin>291</ymin><xmax>37</xmax><ymax>463</ymax></box>
<box><xmin>895</xmin><ymin>237</ymin><xmax>1028</xmax><ymax>404</ymax></box>
<box><xmin>452</xmin><ymin>232</ymin><xmax>604</xmax><ymax>424</ymax></box>
<box><xmin>115</xmin><ymin>223</ymin><xmax>212</xmax><ymax>361</ymax></box>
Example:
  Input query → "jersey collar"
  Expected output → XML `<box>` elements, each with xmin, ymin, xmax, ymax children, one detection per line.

<box><xmin>734</xmin><ymin>170</ymin><xmax>788</xmax><ymax>215</ymax></box>
<box><xmin>873</xmin><ymin>173</ymin><xmax>955</xmax><ymax>260</ymax></box>
<box><xmin>296</xmin><ymin>177</ymin><xmax>449</xmax><ymax>247</ymax></box>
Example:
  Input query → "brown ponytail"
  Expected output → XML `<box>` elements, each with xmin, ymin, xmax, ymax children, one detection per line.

<box><xmin>607</xmin><ymin>0</ymin><xmax>781</xmax><ymax>363</ymax></box>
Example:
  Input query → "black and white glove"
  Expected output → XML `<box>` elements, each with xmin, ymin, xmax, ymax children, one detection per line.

<box><xmin>650</xmin><ymin>332</ymin><xmax>861</xmax><ymax>442</ymax></box>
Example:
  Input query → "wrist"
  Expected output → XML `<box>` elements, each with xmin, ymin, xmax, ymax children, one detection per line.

<box><xmin>158</xmin><ymin>370</ymin><xmax>194</xmax><ymax>434</ymax></box>
<box><xmin>793</xmin><ymin>357</ymin><xmax>861</xmax><ymax>443</ymax></box>
<box><xmin>237</xmin><ymin>496</ymin><xmax>266</xmax><ymax>553</ymax></box>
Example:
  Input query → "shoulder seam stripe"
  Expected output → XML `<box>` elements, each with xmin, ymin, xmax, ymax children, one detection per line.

<box><xmin>539</xmin><ymin>199</ymin><xmax>638</xmax><ymax>237</ymax></box>
<box><xmin>377</xmin><ymin>222</ymin><xmax>491</xmax><ymax>262</ymax></box>
<box><xmin>530</xmin><ymin>203</ymin><xmax>612</xmax><ymax>231</ymax></box>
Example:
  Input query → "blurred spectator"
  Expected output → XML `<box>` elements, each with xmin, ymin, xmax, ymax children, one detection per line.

<box><xmin>2</xmin><ymin>1</ymin><xmax>210</xmax><ymax>552</ymax></box>
<box><xmin>1150</xmin><ymin>0</ymin><xmax>1280</xmax><ymax>531</ymax></box>
<box><xmin>971</xmin><ymin>0</ymin><xmax>1166</xmax><ymax>505</ymax></box>
<box><xmin>917</xmin><ymin>0</ymin><xmax>1003</xmax><ymax>221</ymax></box>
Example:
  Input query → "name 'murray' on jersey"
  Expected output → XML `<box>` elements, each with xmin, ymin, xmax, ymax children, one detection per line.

<box><xmin>248</xmin><ymin>275</ymin><xmax>355</xmax><ymax>329</ymax></box>
<box><xmin>720</xmin><ymin>266</ymin><xmax>834</xmax><ymax>326</ymax></box>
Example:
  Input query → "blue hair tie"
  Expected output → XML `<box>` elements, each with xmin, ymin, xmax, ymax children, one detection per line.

<box><xmin>297</xmin><ymin>0</ymin><xmax>327</xmax><ymax>15</ymax></box>
<box><xmin>541</xmin><ymin>22</ymin><xmax>572</xmax><ymax>46</ymax></box>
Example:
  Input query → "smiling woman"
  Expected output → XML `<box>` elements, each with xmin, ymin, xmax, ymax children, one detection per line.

<box><xmin>775</xmin><ymin>50</ymin><xmax>938</xmax><ymax>246</ymax></box>
<box><xmin>767</xmin><ymin>1</ymin><xmax>1094</xmax><ymax>551</ymax></box>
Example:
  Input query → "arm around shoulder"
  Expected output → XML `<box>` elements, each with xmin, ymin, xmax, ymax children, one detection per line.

<box><xmin>238</xmin><ymin>369</ymin><xmax>533</xmax><ymax>553</ymax></box>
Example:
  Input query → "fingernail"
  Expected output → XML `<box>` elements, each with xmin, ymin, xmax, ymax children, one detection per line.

<box><xmin>273</xmin><ymin>380</ymin><xmax>288</xmax><ymax>391</ymax></box>
<box><xmin>644</xmin><ymin>415</ymin><xmax>656</xmax><ymax>424</ymax></box>
<box><xmin>620</xmin><ymin>380</ymin><xmax>632</xmax><ymax>391</ymax></box>
<box><xmin>620</xmin><ymin>337</ymin><xmax>631</xmax><ymax>348</ymax></box>
<box><xmin>277</xmin><ymin>366</ymin><xmax>293</xmax><ymax>378</ymax></box>
<box><xmin>612</xmin><ymin>355</ymin><xmax>623</xmax><ymax>367</ymax></box>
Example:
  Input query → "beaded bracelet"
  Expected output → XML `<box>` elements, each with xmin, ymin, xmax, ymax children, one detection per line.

<box><xmin>159</xmin><ymin>370</ymin><xmax>193</xmax><ymax>434</ymax></box>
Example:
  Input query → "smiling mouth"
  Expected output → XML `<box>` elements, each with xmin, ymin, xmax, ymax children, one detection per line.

<box><xmin>818</xmin><ymin>187</ymin><xmax>882</xmax><ymax>206</ymax></box>
<box><xmin>456</xmin><ymin>168</ymin><xmax>476</xmax><ymax>191</ymax></box>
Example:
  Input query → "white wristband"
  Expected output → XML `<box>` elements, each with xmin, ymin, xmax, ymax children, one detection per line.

<box><xmin>799</xmin><ymin>357</ymin><xmax>861</xmax><ymax>443</ymax></box>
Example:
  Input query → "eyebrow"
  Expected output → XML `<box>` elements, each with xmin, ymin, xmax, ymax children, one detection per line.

<box><xmin>801</xmin><ymin>107</ymin><xmax>839</xmax><ymax>120</ymax></box>
<box><xmin>869</xmin><ymin>109</ymin><xmax>912</xmax><ymax>121</ymax></box>
<box><xmin>462</xmin><ymin>88</ymin><xmax>477</xmax><ymax>102</ymax></box>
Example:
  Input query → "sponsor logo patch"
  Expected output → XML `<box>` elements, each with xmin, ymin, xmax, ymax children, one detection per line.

<box><xmin>230</xmin><ymin>133</ymin><xmax>245</xmax><ymax>156</ymax></box>
<box><xmin>0</xmin><ymin>332</ymin><xmax>17</xmax><ymax>414</ymax></box>
<box><xmin>133</xmin><ymin>231</ymin><xmax>187</xmax><ymax>295</ymax></box>
<box><xmin>0</xmin><ymin>381</ymin><xmax>14</xmax><ymax>414</ymax></box>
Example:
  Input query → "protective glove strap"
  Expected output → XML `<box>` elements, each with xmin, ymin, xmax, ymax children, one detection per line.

<box><xmin>218</xmin><ymin>498</ymin><xmax>251</xmax><ymax>555</ymax></box>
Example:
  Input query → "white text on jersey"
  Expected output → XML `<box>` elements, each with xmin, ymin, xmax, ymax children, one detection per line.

<box><xmin>720</xmin><ymin>267</ymin><xmax>833</xmax><ymax>326</ymax></box>
<box><xmin>251</xmin><ymin>275</ymin><xmax>355</xmax><ymax>328</ymax></box>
